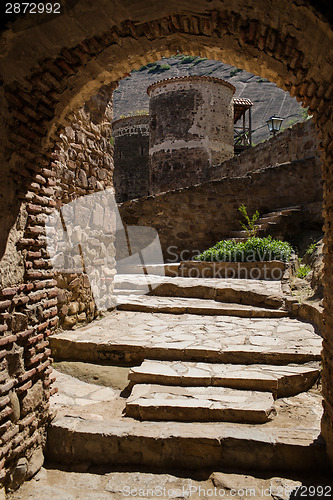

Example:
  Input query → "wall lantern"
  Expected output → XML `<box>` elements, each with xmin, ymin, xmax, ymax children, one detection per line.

<box><xmin>266</xmin><ymin>115</ymin><xmax>283</xmax><ymax>136</ymax></box>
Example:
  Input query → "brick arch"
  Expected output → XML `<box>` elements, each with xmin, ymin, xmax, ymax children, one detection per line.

<box><xmin>0</xmin><ymin>0</ymin><xmax>333</xmax><ymax>484</ymax></box>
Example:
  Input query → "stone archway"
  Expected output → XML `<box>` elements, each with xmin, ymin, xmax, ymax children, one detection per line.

<box><xmin>0</xmin><ymin>0</ymin><xmax>333</xmax><ymax>483</ymax></box>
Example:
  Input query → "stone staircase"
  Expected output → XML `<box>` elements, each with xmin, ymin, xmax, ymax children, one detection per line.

<box><xmin>228</xmin><ymin>205</ymin><xmax>301</xmax><ymax>240</ymax></box>
<box><xmin>47</xmin><ymin>265</ymin><xmax>325</xmax><ymax>472</ymax></box>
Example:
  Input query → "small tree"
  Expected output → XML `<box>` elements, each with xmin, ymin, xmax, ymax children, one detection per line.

<box><xmin>238</xmin><ymin>204</ymin><xmax>260</xmax><ymax>238</ymax></box>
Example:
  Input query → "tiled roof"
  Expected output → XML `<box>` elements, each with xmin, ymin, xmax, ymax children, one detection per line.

<box><xmin>233</xmin><ymin>97</ymin><xmax>253</xmax><ymax>106</ymax></box>
<box><xmin>233</xmin><ymin>98</ymin><xmax>253</xmax><ymax>123</ymax></box>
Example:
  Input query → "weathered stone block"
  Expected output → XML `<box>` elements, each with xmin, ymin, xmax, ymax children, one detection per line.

<box><xmin>21</xmin><ymin>380</ymin><xmax>44</xmax><ymax>416</ymax></box>
<box><xmin>10</xmin><ymin>313</ymin><xmax>28</xmax><ymax>333</ymax></box>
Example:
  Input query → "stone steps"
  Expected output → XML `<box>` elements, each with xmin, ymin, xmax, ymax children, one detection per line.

<box><xmin>125</xmin><ymin>384</ymin><xmax>276</xmax><ymax>423</ymax></box>
<box><xmin>116</xmin><ymin>295</ymin><xmax>288</xmax><ymax>318</ymax></box>
<box><xmin>116</xmin><ymin>263</ymin><xmax>178</xmax><ymax>277</ymax></box>
<box><xmin>50</xmin><ymin>312</ymin><xmax>322</xmax><ymax>365</ymax></box>
<box><xmin>114</xmin><ymin>274</ymin><xmax>285</xmax><ymax>308</ymax></box>
<box><xmin>114</xmin><ymin>288</ymin><xmax>143</xmax><ymax>296</ymax></box>
<box><xmin>47</xmin><ymin>415</ymin><xmax>326</xmax><ymax>472</ymax></box>
<box><xmin>128</xmin><ymin>360</ymin><xmax>320</xmax><ymax>398</ymax></box>
<box><xmin>228</xmin><ymin>205</ymin><xmax>301</xmax><ymax>240</ymax></box>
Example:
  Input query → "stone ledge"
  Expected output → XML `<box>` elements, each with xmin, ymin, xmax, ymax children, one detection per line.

<box><xmin>46</xmin><ymin>416</ymin><xmax>327</xmax><ymax>472</ymax></box>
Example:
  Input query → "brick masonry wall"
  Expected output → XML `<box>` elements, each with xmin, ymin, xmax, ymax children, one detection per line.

<box><xmin>0</xmin><ymin>165</ymin><xmax>58</xmax><ymax>489</ymax></box>
<box><xmin>120</xmin><ymin>155</ymin><xmax>323</xmax><ymax>262</ymax></box>
<box><xmin>0</xmin><ymin>87</ymin><xmax>115</xmax><ymax>489</ymax></box>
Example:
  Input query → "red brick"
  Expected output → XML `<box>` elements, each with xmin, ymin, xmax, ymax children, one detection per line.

<box><xmin>27</xmin><ymin>333</ymin><xmax>44</xmax><ymax>346</ymax></box>
<box><xmin>0</xmin><ymin>335</ymin><xmax>16</xmax><ymax>347</ymax></box>
<box><xmin>16</xmin><ymin>381</ymin><xmax>32</xmax><ymax>393</ymax></box>
<box><xmin>1</xmin><ymin>425</ymin><xmax>19</xmax><ymax>444</ymax></box>
<box><xmin>0</xmin><ymin>301</ymin><xmax>11</xmax><ymax>310</ymax></box>
<box><xmin>0</xmin><ymin>406</ymin><xmax>13</xmax><ymax>420</ymax></box>
<box><xmin>0</xmin><ymin>396</ymin><xmax>10</xmax><ymax>409</ymax></box>
<box><xmin>12</xmin><ymin>296</ymin><xmax>29</xmax><ymax>306</ymax></box>
<box><xmin>0</xmin><ymin>442</ymin><xmax>12</xmax><ymax>460</ymax></box>
<box><xmin>0</xmin><ymin>380</ymin><xmax>15</xmax><ymax>396</ymax></box>
<box><xmin>19</xmin><ymin>413</ymin><xmax>37</xmax><ymax>430</ymax></box>
<box><xmin>0</xmin><ymin>287</ymin><xmax>19</xmax><ymax>297</ymax></box>
<box><xmin>0</xmin><ymin>421</ymin><xmax>12</xmax><ymax>435</ymax></box>
<box><xmin>28</xmin><ymin>290</ymin><xmax>47</xmax><ymax>303</ymax></box>
<box><xmin>50</xmin><ymin>387</ymin><xmax>58</xmax><ymax>397</ymax></box>
<box><xmin>36</xmin><ymin>359</ymin><xmax>51</xmax><ymax>373</ymax></box>
<box><xmin>17</xmin><ymin>328</ymin><xmax>34</xmax><ymax>340</ymax></box>
<box><xmin>18</xmin><ymin>368</ymin><xmax>37</xmax><ymax>383</ymax></box>
<box><xmin>36</xmin><ymin>321</ymin><xmax>49</xmax><ymax>333</ymax></box>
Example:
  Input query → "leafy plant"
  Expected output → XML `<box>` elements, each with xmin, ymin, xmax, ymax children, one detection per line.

<box><xmin>238</xmin><ymin>204</ymin><xmax>260</xmax><ymax>237</ymax></box>
<box><xmin>188</xmin><ymin>57</ymin><xmax>207</xmax><ymax>68</ymax></box>
<box><xmin>194</xmin><ymin>236</ymin><xmax>294</xmax><ymax>263</ymax></box>
<box><xmin>297</xmin><ymin>264</ymin><xmax>312</xmax><ymax>278</ymax></box>
<box><xmin>305</xmin><ymin>242</ymin><xmax>317</xmax><ymax>256</ymax></box>
<box><xmin>301</xmin><ymin>107</ymin><xmax>313</xmax><ymax>120</ymax></box>
<box><xmin>148</xmin><ymin>63</ymin><xmax>171</xmax><ymax>74</ymax></box>
<box><xmin>229</xmin><ymin>68</ymin><xmax>242</xmax><ymax>77</ymax></box>
<box><xmin>179</xmin><ymin>55</ymin><xmax>198</xmax><ymax>64</ymax></box>
<box><xmin>109</xmin><ymin>136</ymin><xmax>114</xmax><ymax>146</ymax></box>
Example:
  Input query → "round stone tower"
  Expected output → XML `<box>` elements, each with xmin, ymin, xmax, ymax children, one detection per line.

<box><xmin>147</xmin><ymin>76</ymin><xmax>235</xmax><ymax>194</ymax></box>
<box><xmin>112</xmin><ymin>115</ymin><xmax>149</xmax><ymax>202</ymax></box>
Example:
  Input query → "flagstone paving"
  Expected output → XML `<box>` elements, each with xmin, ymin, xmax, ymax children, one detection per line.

<box><xmin>116</xmin><ymin>295</ymin><xmax>288</xmax><ymax>317</ymax></box>
<box><xmin>114</xmin><ymin>274</ymin><xmax>285</xmax><ymax>308</ymax></box>
<box><xmin>128</xmin><ymin>360</ymin><xmax>320</xmax><ymax>397</ymax></box>
<box><xmin>50</xmin><ymin>311</ymin><xmax>322</xmax><ymax>365</ymax></box>
<box><xmin>125</xmin><ymin>384</ymin><xmax>276</xmax><ymax>423</ymax></box>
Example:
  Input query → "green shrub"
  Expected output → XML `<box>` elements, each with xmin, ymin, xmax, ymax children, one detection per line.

<box><xmin>297</xmin><ymin>264</ymin><xmax>312</xmax><ymax>278</ymax></box>
<box><xmin>148</xmin><ymin>63</ymin><xmax>171</xmax><ymax>74</ymax></box>
<box><xmin>238</xmin><ymin>204</ymin><xmax>260</xmax><ymax>237</ymax></box>
<box><xmin>194</xmin><ymin>236</ymin><xmax>294</xmax><ymax>263</ymax></box>
<box><xmin>229</xmin><ymin>68</ymin><xmax>242</xmax><ymax>77</ymax></box>
<box><xmin>305</xmin><ymin>242</ymin><xmax>317</xmax><ymax>256</ymax></box>
<box><xmin>180</xmin><ymin>55</ymin><xmax>198</xmax><ymax>64</ymax></box>
<box><xmin>189</xmin><ymin>57</ymin><xmax>207</xmax><ymax>67</ymax></box>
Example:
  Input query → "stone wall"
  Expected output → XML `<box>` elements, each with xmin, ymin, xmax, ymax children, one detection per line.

<box><xmin>52</xmin><ymin>86</ymin><xmax>115</xmax><ymax>330</ymax></box>
<box><xmin>148</xmin><ymin>76</ymin><xmax>235</xmax><ymax>194</ymax></box>
<box><xmin>112</xmin><ymin>116</ymin><xmax>150</xmax><ymax>202</ymax></box>
<box><xmin>120</xmin><ymin>156</ymin><xmax>323</xmax><ymax>262</ymax></box>
<box><xmin>208</xmin><ymin>119</ymin><xmax>319</xmax><ymax>180</ymax></box>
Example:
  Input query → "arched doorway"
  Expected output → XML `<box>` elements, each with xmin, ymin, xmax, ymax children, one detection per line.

<box><xmin>0</xmin><ymin>0</ymin><xmax>332</xmax><ymax>482</ymax></box>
